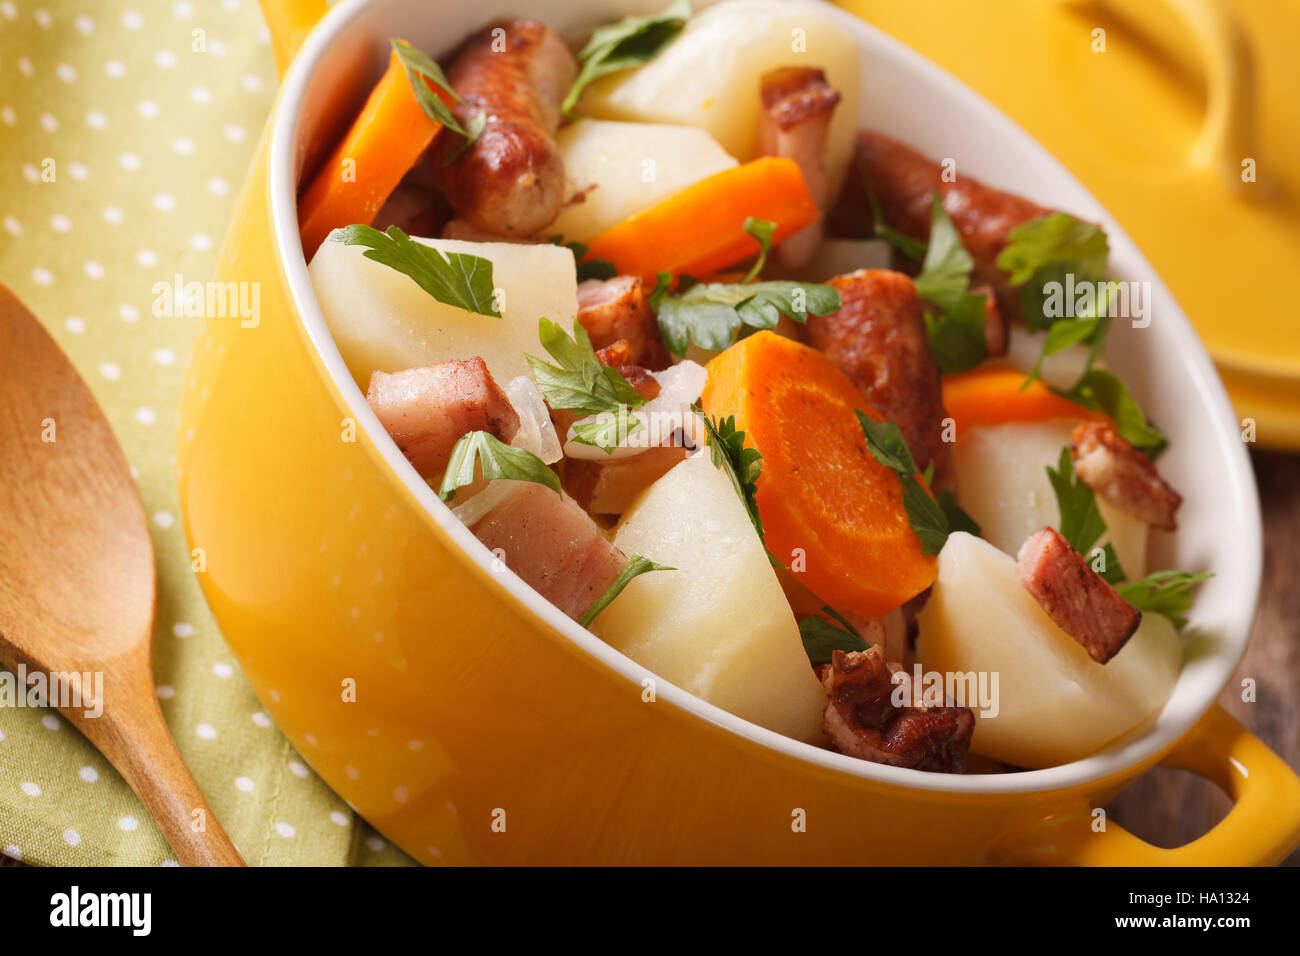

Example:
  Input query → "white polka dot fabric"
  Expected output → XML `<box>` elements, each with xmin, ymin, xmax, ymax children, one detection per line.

<box><xmin>0</xmin><ymin>1</ymin><xmax>412</xmax><ymax>867</ymax></box>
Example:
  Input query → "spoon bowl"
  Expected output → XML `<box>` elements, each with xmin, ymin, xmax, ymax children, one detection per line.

<box><xmin>0</xmin><ymin>282</ymin><xmax>243</xmax><ymax>867</ymax></box>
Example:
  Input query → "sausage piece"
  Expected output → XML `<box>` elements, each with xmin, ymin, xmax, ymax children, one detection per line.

<box><xmin>804</xmin><ymin>269</ymin><xmax>952</xmax><ymax>487</ymax></box>
<box><xmin>828</xmin><ymin>131</ymin><xmax>1052</xmax><ymax>319</ymax></box>
<box><xmin>366</xmin><ymin>358</ymin><xmax>519</xmax><ymax>480</ymax></box>
<box><xmin>438</xmin><ymin>20</ymin><xmax>576</xmax><ymax>237</ymax></box>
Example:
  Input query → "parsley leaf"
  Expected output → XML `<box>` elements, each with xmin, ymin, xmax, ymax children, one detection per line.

<box><xmin>657</xmin><ymin>280</ymin><xmax>840</xmax><ymax>356</ymax></box>
<box><xmin>525</xmin><ymin>318</ymin><xmax>646</xmax><ymax>416</ymax></box>
<box><xmin>937</xmin><ymin>489</ymin><xmax>981</xmax><ymax>537</ymax></box>
<box><xmin>856</xmin><ymin>411</ymin><xmax>951</xmax><ymax>556</ymax></box>
<box><xmin>1117</xmin><ymin>570</ymin><xmax>1213</xmax><ymax>630</ymax></box>
<box><xmin>562</xmin><ymin>0</ymin><xmax>692</xmax><ymax>119</ymax></box>
<box><xmin>924</xmin><ymin>291</ymin><xmax>989</xmax><ymax>374</ymax></box>
<box><xmin>699</xmin><ymin>412</ymin><xmax>764</xmax><ymax>540</ymax></box>
<box><xmin>740</xmin><ymin>217</ymin><xmax>776</xmax><ymax>283</ymax></box>
<box><xmin>548</xmin><ymin>237</ymin><xmax>618</xmax><ymax>282</ymax></box>
<box><xmin>914</xmin><ymin>194</ymin><xmax>974</xmax><ymax>313</ymax></box>
<box><xmin>996</xmin><ymin>212</ymin><xmax>1110</xmax><ymax>286</ymax></box>
<box><xmin>329</xmin><ymin>224</ymin><xmax>499</xmax><ymax>316</ymax></box>
<box><xmin>906</xmin><ymin>193</ymin><xmax>987</xmax><ymax>374</ymax></box>
<box><xmin>570</xmin><ymin>404</ymin><xmax>644</xmax><ymax>454</ymax></box>
<box><xmin>390</xmin><ymin>40</ymin><xmax>479</xmax><ymax>143</ymax></box>
<box><xmin>579</xmin><ymin>554</ymin><xmax>675</xmax><ymax>627</ymax></box>
<box><xmin>438</xmin><ymin>431</ymin><xmax>560</xmax><ymax>501</ymax></box>
<box><xmin>799</xmin><ymin>607</ymin><xmax>870</xmax><ymax>667</ymax></box>
<box><xmin>858</xmin><ymin>160</ymin><xmax>927</xmax><ymax>261</ymax></box>
<box><xmin>1056</xmin><ymin>369</ymin><xmax>1167</xmax><ymax>458</ymax></box>
<box><xmin>1045</xmin><ymin>446</ymin><xmax>1126</xmax><ymax>583</ymax></box>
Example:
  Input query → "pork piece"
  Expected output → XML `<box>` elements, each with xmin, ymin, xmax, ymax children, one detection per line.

<box><xmin>820</xmin><ymin>647</ymin><xmax>973</xmax><ymax>772</ymax></box>
<box><xmin>566</xmin><ymin>446</ymin><xmax>689</xmax><ymax>515</ymax></box>
<box><xmin>1070</xmin><ymin>421</ymin><xmax>1181</xmax><ymax>531</ymax></box>
<box><xmin>1017</xmin><ymin>527</ymin><xmax>1141</xmax><ymax>664</ymax></box>
<box><xmin>473</xmin><ymin>482</ymin><xmax>627</xmax><ymax>621</ymax></box>
<box><xmin>805</xmin><ymin>269</ymin><xmax>952</xmax><ymax>486</ymax></box>
<box><xmin>366</xmin><ymin>359</ymin><xmax>519</xmax><ymax>481</ymax></box>
<box><xmin>577</xmin><ymin>275</ymin><xmax>672</xmax><ymax>370</ymax></box>
<box><xmin>757</xmin><ymin>67</ymin><xmax>841</xmax><ymax>270</ymax></box>
<box><xmin>437</xmin><ymin>20</ymin><xmax>576</xmax><ymax>237</ymax></box>
<box><xmin>827</xmin><ymin>131</ymin><xmax>1052</xmax><ymax>318</ymax></box>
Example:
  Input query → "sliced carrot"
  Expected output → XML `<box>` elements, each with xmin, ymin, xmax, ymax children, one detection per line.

<box><xmin>701</xmin><ymin>331</ymin><xmax>937</xmax><ymax>618</ymax></box>
<box><xmin>942</xmin><ymin>366</ymin><xmax>1107</xmax><ymax>439</ymax></box>
<box><xmin>297</xmin><ymin>46</ymin><xmax>454</xmax><ymax>258</ymax></box>
<box><xmin>582</xmin><ymin>158</ymin><xmax>819</xmax><ymax>282</ymax></box>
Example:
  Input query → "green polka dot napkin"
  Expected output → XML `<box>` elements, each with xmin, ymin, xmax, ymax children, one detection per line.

<box><xmin>0</xmin><ymin>0</ymin><xmax>412</xmax><ymax>866</ymax></box>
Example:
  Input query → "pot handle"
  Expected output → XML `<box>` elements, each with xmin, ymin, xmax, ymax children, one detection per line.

<box><xmin>260</xmin><ymin>0</ymin><xmax>331</xmax><ymax>78</ymax></box>
<box><xmin>1055</xmin><ymin>0</ymin><xmax>1254</xmax><ymax>188</ymax></box>
<box><xmin>990</xmin><ymin>706</ymin><xmax>1300</xmax><ymax>865</ymax></box>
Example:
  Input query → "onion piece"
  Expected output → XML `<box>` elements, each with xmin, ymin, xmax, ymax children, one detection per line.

<box><xmin>563</xmin><ymin>360</ymin><xmax>707</xmax><ymax>461</ymax></box>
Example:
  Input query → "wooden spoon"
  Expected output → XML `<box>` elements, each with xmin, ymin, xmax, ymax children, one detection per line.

<box><xmin>0</xmin><ymin>283</ymin><xmax>244</xmax><ymax>866</ymax></box>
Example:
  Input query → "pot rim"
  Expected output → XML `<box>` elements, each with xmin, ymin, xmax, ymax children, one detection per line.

<box><xmin>265</xmin><ymin>0</ymin><xmax>1263</xmax><ymax>796</ymax></box>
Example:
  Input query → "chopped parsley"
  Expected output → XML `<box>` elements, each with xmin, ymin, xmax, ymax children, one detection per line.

<box><xmin>1045</xmin><ymin>446</ymin><xmax>1125</xmax><ymax>583</ymax></box>
<box><xmin>1117</xmin><ymin>571</ymin><xmax>1213</xmax><ymax>630</ymax></box>
<box><xmin>799</xmin><ymin>606</ymin><xmax>871</xmax><ymax>666</ymax></box>
<box><xmin>562</xmin><ymin>0</ymin><xmax>692</xmax><ymax>119</ymax></box>
<box><xmin>438</xmin><ymin>431</ymin><xmax>560</xmax><ymax>502</ymax></box>
<box><xmin>329</xmin><ymin>224</ymin><xmax>499</xmax><ymax>316</ymax></box>
<box><xmin>390</xmin><ymin>39</ymin><xmax>481</xmax><ymax>150</ymax></box>
<box><xmin>579</xmin><ymin>554</ymin><xmax>676</xmax><ymax>627</ymax></box>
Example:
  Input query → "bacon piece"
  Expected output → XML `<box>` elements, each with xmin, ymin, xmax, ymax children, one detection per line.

<box><xmin>577</xmin><ymin>275</ymin><xmax>671</xmax><ymax>371</ymax></box>
<box><xmin>1017</xmin><ymin>527</ymin><xmax>1141</xmax><ymax>663</ymax></box>
<box><xmin>805</xmin><ymin>269</ymin><xmax>953</xmax><ymax>487</ymax></box>
<box><xmin>820</xmin><ymin>647</ymin><xmax>973</xmax><ymax>772</ymax></box>
<box><xmin>565</xmin><ymin>446</ymin><xmax>689</xmax><ymax>515</ymax></box>
<box><xmin>757</xmin><ymin>67</ymin><xmax>841</xmax><ymax>269</ymax></box>
<box><xmin>437</xmin><ymin>20</ymin><xmax>576</xmax><ymax>237</ymax></box>
<box><xmin>366</xmin><ymin>358</ymin><xmax>519</xmax><ymax>481</ymax></box>
<box><xmin>1070</xmin><ymin>421</ymin><xmax>1181</xmax><ymax>531</ymax></box>
<box><xmin>473</xmin><ymin>482</ymin><xmax>627</xmax><ymax>621</ymax></box>
<box><xmin>827</xmin><ymin>131</ymin><xmax>1053</xmax><ymax>319</ymax></box>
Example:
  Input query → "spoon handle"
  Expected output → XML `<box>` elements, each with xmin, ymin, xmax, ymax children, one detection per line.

<box><xmin>81</xmin><ymin>695</ymin><xmax>246</xmax><ymax>867</ymax></box>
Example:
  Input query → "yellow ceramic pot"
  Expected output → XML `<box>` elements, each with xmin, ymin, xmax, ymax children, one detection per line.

<box><xmin>177</xmin><ymin>0</ymin><xmax>1300</xmax><ymax>865</ymax></box>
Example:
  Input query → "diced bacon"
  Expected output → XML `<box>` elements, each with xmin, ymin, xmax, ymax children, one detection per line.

<box><xmin>1070</xmin><ymin>421</ymin><xmax>1181</xmax><ymax>531</ymax></box>
<box><xmin>595</xmin><ymin>339</ymin><xmax>632</xmax><ymax>368</ymax></box>
<box><xmin>565</xmin><ymin>445</ymin><xmax>689</xmax><ymax>515</ymax></box>
<box><xmin>366</xmin><ymin>358</ymin><xmax>520</xmax><ymax>481</ymax></box>
<box><xmin>473</xmin><ymin>482</ymin><xmax>628</xmax><ymax>621</ymax></box>
<box><xmin>805</xmin><ymin>269</ymin><xmax>953</xmax><ymax>487</ymax></box>
<box><xmin>820</xmin><ymin>647</ymin><xmax>973</xmax><ymax>772</ymax></box>
<box><xmin>577</xmin><ymin>275</ymin><xmax>672</xmax><ymax>370</ymax></box>
<box><xmin>1017</xmin><ymin>527</ymin><xmax>1141</xmax><ymax>663</ymax></box>
<box><xmin>757</xmin><ymin>67</ymin><xmax>842</xmax><ymax>269</ymax></box>
<box><xmin>970</xmin><ymin>283</ymin><xmax>1008</xmax><ymax>358</ymax></box>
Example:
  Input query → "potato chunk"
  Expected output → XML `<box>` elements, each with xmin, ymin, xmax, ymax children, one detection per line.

<box><xmin>309</xmin><ymin>237</ymin><xmax>577</xmax><ymax>388</ymax></box>
<box><xmin>915</xmin><ymin>532</ymin><xmax>1180</xmax><ymax>768</ymax></box>
<box><xmin>550</xmin><ymin>120</ymin><xmax>737</xmax><ymax>243</ymax></box>
<box><xmin>577</xmin><ymin>0</ymin><xmax>860</xmax><ymax>202</ymax></box>
<box><xmin>592</xmin><ymin>453</ymin><xmax>826</xmax><ymax>742</ymax></box>
<box><xmin>954</xmin><ymin>419</ymin><xmax>1148</xmax><ymax>580</ymax></box>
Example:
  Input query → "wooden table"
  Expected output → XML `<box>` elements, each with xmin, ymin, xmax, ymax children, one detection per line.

<box><xmin>4</xmin><ymin>451</ymin><xmax>1297</xmax><ymax>868</ymax></box>
<box><xmin>1107</xmin><ymin>449</ymin><xmax>1300</xmax><ymax>865</ymax></box>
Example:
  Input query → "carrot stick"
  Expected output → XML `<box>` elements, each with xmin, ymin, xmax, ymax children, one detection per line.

<box><xmin>582</xmin><ymin>158</ymin><xmax>819</xmax><ymax>282</ymax></box>
<box><xmin>701</xmin><ymin>331</ymin><xmax>937</xmax><ymax>618</ymax></box>
<box><xmin>942</xmin><ymin>366</ymin><xmax>1107</xmax><ymax>439</ymax></box>
<box><xmin>297</xmin><ymin>46</ymin><xmax>453</xmax><ymax>258</ymax></box>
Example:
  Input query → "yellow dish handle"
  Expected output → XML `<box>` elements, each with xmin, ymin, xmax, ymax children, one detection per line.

<box><xmin>991</xmin><ymin>705</ymin><xmax>1300</xmax><ymax>865</ymax></box>
<box><xmin>1056</xmin><ymin>0</ymin><xmax>1254</xmax><ymax>188</ymax></box>
<box><xmin>260</xmin><ymin>0</ymin><xmax>331</xmax><ymax>78</ymax></box>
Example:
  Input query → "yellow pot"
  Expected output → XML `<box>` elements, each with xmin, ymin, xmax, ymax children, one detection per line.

<box><xmin>177</xmin><ymin>0</ymin><xmax>1300</xmax><ymax>865</ymax></box>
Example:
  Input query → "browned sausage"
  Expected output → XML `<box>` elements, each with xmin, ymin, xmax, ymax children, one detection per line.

<box><xmin>827</xmin><ymin>131</ymin><xmax>1051</xmax><ymax>318</ymax></box>
<box><xmin>438</xmin><ymin>20</ymin><xmax>576</xmax><ymax>237</ymax></box>
<box><xmin>804</xmin><ymin>269</ymin><xmax>953</xmax><ymax>488</ymax></box>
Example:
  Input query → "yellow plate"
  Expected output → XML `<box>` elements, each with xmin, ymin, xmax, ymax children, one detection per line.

<box><xmin>838</xmin><ymin>0</ymin><xmax>1300</xmax><ymax>447</ymax></box>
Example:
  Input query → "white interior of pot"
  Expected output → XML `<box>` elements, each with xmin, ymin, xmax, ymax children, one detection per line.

<box><xmin>268</xmin><ymin>0</ymin><xmax>1262</xmax><ymax>795</ymax></box>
